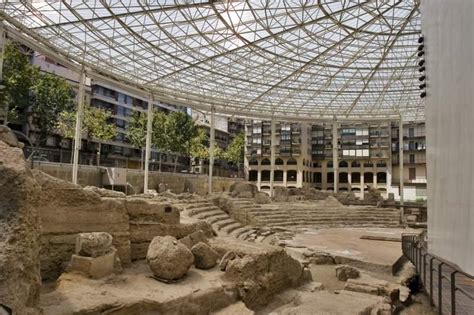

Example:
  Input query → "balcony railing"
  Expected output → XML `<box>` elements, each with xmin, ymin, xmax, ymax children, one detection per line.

<box><xmin>402</xmin><ymin>234</ymin><xmax>473</xmax><ymax>315</ymax></box>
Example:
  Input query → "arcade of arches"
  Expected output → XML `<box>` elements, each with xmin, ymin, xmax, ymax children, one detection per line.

<box><xmin>247</xmin><ymin>158</ymin><xmax>390</xmax><ymax>198</ymax></box>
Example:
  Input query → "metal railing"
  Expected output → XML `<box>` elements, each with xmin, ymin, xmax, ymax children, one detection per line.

<box><xmin>402</xmin><ymin>234</ymin><xmax>474</xmax><ymax>314</ymax></box>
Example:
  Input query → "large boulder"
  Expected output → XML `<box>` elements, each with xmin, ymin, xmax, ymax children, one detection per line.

<box><xmin>0</xmin><ymin>126</ymin><xmax>22</xmax><ymax>148</ymax></box>
<box><xmin>191</xmin><ymin>242</ymin><xmax>218</xmax><ymax>269</ymax></box>
<box><xmin>254</xmin><ymin>192</ymin><xmax>271</xmax><ymax>204</ymax></box>
<box><xmin>146</xmin><ymin>236</ymin><xmax>194</xmax><ymax>280</ymax></box>
<box><xmin>229</xmin><ymin>182</ymin><xmax>258</xmax><ymax>198</ymax></box>
<box><xmin>83</xmin><ymin>186</ymin><xmax>126</xmax><ymax>198</ymax></box>
<box><xmin>0</xmin><ymin>141</ymin><xmax>41</xmax><ymax>314</ymax></box>
<box><xmin>76</xmin><ymin>232</ymin><xmax>114</xmax><ymax>257</ymax></box>
<box><xmin>335</xmin><ymin>265</ymin><xmax>360</xmax><ymax>281</ymax></box>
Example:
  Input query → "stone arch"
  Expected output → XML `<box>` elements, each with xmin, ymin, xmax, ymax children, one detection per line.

<box><xmin>351</xmin><ymin>161</ymin><xmax>361</xmax><ymax>167</ymax></box>
<box><xmin>261</xmin><ymin>158</ymin><xmax>270</xmax><ymax>165</ymax></box>
<box><xmin>352</xmin><ymin>172</ymin><xmax>361</xmax><ymax>183</ymax></box>
<box><xmin>287</xmin><ymin>170</ymin><xmax>297</xmax><ymax>181</ymax></box>
<box><xmin>261</xmin><ymin>170</ymin><xmax>270</xmax><ymax>181</ymax></box>
<box><xmin>327</xmin><ymin>172</ymin><xmax>334</xmax><ymax>183</ymax></box>
<box><xmin>275</xmin><ymin>158</ymin><xmax>284</xmax><ymax>165</ymax></box>
<box><xmin>327</xmin><ymin>161</ymin><xmax>333</xmax><ymax>168</ymax></box>
<box><xmin>287</xmin><ymin>158</ymin><xmax>297</xmax><ymax>165</ymax></box>
<box><xmin>364</xmin><ymin>172</ymin><xmax>374</xmax><ymax>183</ymax></box>
<box><xmin>249</xmin><ymin>158</ymin><xmax>258</xmax><ymax>166</ymax></box>
<box><xmin>339</xmin><ymin>161</ymin><xmax>349</xmax><ymax>168</ymax></box>
<box><xmin>249</xmin><ymin>170</ymin><xmax>258</xmax><ymax>181</ymax></box>
<box><xmin>377</xmin><ymin>172</ymin><xmax>387</xmax><ymax>183</ymax></box>
<box><xmin>275</xmin><ymin>170</ymin><xmax>284</xmax><ymax>181</ymax></box>
<box><xmin>314</xmin><ymin>172</ymin><xmax>322</xmax><ymax>183</ymax></box>
<box><xmin>339</xmin><ymin>172</ymin><xmax>348</xmax><ymax>184</ymax></box>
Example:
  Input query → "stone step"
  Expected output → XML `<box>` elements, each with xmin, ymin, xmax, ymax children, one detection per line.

<box><xmin>239</xmin><ymin>229</ymin><xmax>258</xmax><ymax>240</ymax></box>
<box><xmin>214</xmin><ymin>218</ymin><xmax>238</xmax><ymax>230</ymax></box>
<box><xmin>251</xmin><ymin>214</ymin><xmax>400</xmax><ymax>221</ymax></box>
<box><xmin>230</xmin><ymin>226</ymin><xmax>255</xmax><ymax>238</ymax></box>
<box><xmin>206</xmin><ymin>214</ymin><xmax>231</xmax><ymax>225</ymax></box>
<box><xmin>220</xmin><ymin>222</ymin><xmax>244</xmax><ymax>234</ymax></box>
<box><xmin>185</xmin><ymin>201</ymin><xmax>212</xmax><ymax>209</ymax></box>
<box><xmin>249</xmin><ymin>208</ymin><xmax>399</xmax><ymax>215</ymax></box>
<box><xmin>189</xmin><ymin>206</ymin><xmax>222</xmax><ymax>216</ymax></box>
<box><xmin>194</xmin><ymin>210</ymin><xmax>228</xmax><ymax>220</ymax></box>
<box><xmin>259</xmin><ymin>217</ymin><xmax>399</xmax><ymax>225</ymax></box>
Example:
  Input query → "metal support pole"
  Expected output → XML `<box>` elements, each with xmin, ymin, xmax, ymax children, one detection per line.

<box><xmin>450</xmin><ymin>271</ymin><xmax>457</xmax><ymax>315</ymax></box>
<box><xmin>399</xmin><ymin>116</ymin><xmax>404</xmax><ymax>213</ymax></box>
<box><xmin>72</xmin><ymin>69</ymin><xmax>86</xmax><ymax>185</ymax></box>
<box><xmin>208</xmin><ymin>106</ymin><xmax>215</xmax><ymax>195</ymax></box>
<box><xmin>143</xmin><ymin>94</ymin><xmax>153</xmax><ymax>193</ymax></box>
<box><xmin>269</xmin><ymin>118</ymin><xmax>276</xmax><ymax>197</ymax></box>
<box><xmin>332</xmin><ymin>118</ymin><xmax>339</xmax><ymax>193</ymax></box>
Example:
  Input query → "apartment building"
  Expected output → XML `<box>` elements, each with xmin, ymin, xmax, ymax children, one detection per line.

<box><xmin>245</xmin><ymin>120</ymin><xmax>427</xmax><ymax>201</ymax></box>
<box><xmin>22</xmin><ymin>54</ymin><xmax>189</xmax><ymax>170</ymax></box>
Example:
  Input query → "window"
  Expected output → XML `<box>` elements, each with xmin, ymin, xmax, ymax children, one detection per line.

<box><xmin>252</xmin><ymin>137</ymin><xmax>261</xmax><ymax>144</ymax></box>
<box><xmin>409</xmin><ymin>128</ymin><xmax>414</xmax><ymax>137</ymax></box>
<box><xmin>409</xmin><ymin>168</ymin><xmax>416</xmax><ymax>180</ymax></box>
<box><xmin>252</xmin><ymin>126</ymin><xmax>262</xmax><ymax>134</ymax></box>
<box><xmin>410</xmin><ymin>154</ymin><xmax>415</xmax><ymax>163</ymax></box>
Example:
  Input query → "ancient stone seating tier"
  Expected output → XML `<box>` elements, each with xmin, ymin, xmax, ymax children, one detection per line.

<box><xmin>226</xmin><ymin>197</ymin><xmax>401</xmax><ymax>229</ymax></box>
<box><xmin>183</xmin><ymin>200</ymin><xmax>259</xmax><ymax>241</ymax></box>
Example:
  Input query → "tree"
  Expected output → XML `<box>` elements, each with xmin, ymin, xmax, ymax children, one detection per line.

<box><xmin>0</xmin><ymin>42</ymin><xmax>39</xmax><ymax>123</ymax></box>
<box><xmin>166</xmin><ymin>111</ymin><xmax>197</xmax><ymax>172</ymax></box>
<box><xmin>224</xmin><ymin>133</ymin><xmax>245</xmax><ymax>174</ymax></box>
<box><xmin>126</xmin><ymin>111</ymin><xmax>148</xmax><ymax>169</ymax></box>
<box><xmin>30</xmin><ymin>72</ymin><xmax>75</xmax><ymax>146</ymax></box>
<box><xmin>83</xmin><ymin>107</ymin><xmax>117</xmax><ymax>165</ymax></box>
<box><xmin>152</xmin><ymin>111</ymin><xmax>170</xmax><ymax>172</ymax></box>
<box><xmin>56</xmin><ymin>106</ymin><xmax>117</xmax><ymax>165</ymax></box>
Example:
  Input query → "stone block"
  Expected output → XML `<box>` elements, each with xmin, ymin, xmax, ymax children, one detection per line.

<box><xmin>75</xmin><ymin>232</ymin><xmax>113</xmax><ymax>257</ymax></box>
<box><xmin>126</xmin><ymin>199</ymin><xmax>179</xmax><ymax>224</ymax></box>
<box><xmin>69</xmin><ymin>249</ymin><xmax>116</xmax><ymax>279</ymax></box>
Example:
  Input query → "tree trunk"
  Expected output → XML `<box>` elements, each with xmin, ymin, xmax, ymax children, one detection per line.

<box><xmin>140</xmin><ymin>149</ymin><xmax>144</xmax><ymax>170</ymax></box>
<box><xmin>96</xmin><ymin>142</ymin><xmax>101</xmax><ymax>166</ymax></box>
<box><xmin>173</xmin><ymin>156</ymin><xmax>178</xmax><ymax>173</ymax></box>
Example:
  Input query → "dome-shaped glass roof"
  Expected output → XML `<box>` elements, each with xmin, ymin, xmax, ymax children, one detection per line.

<box><xmin>0</xmin><ymin>0</ymin><xmax>423</xmax><ymax>121</ymax></box>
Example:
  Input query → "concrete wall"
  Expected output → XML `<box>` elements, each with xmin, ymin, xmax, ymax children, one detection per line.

<box><xmin>32</xmin><ymin>162</ymin><xmax>242</xmax><ymax>195</ymax></box>
<box><xmin>422</xmin><ymin>0</ymin><xmax>474</xmax><ymax>274</ymax></box>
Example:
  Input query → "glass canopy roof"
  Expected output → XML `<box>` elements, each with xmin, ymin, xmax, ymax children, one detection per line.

<box><xmin>0</xmin><ymin>0</ymin><xmax>423</xmax><ymax>121</ymax></box>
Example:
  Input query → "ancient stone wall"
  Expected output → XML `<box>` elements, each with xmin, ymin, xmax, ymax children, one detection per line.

<box><xmin>33</xmin><ymin>170</ymin><xmax>131</xmax><ymax>281</ymax></box>
<box><xmin>0</xmin><ymin>140</ymin><xmax>42</xmax><ymax>314</ymax></box>
<box><xmin>34</xmin><ymin>162</ymin><xmax>242</xmax><ymax>195</ymax></box>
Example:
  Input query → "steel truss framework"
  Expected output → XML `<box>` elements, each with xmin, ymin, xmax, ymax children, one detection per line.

<box><xmin>1</xmin><ymin>0</ymin><xmax>423</xmax><ymax>121</ymax></box>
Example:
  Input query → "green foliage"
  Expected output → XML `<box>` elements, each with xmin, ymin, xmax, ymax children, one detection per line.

<box><xmin>0</xmin><ymin>42</ymin><xmax>39</xmax><ymax>121</ymax></box>
<box><xmin>84</xmin><ymin>107</ymin><xmax>117</xmax><ymax>142</ymax></box>
<box><xmin>152</xmin><ymin>111</ymin><xmax>169</xmax><ymax>151</ymax></box>
<box><xmin>56</xmin><ymin>106</ymin><xmax>117</xmax><ymax>141</ymax></box>
<box><xmin>224</xmin><ymin>133</ymin><xmax>245</xmax><ymax>165</ymax></box>
<box><xmin>166</xmin><ymin>111</ymin><xmax>197</xmax><ymax>155</ymax></box>
<box><xmin>126</xmin><ymin>110</ymin><xmax>148</xmax><ymax>149</ymax></box>
<box><xmin>56</xmin><ymin>110</ymin><xmax>79</xmax><ymax>139</ymax></box>
<box><xmin>190</xmin><ymin>127</ymin><xmax>209</xmax><ymax>160</ymax></box>
<box><xmin>31</xmin><ymin>72</ymin><xmax>75</xmax><ymax>144</ymax></box>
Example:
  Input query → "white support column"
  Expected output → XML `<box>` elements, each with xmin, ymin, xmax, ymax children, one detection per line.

<box><xmin>72</xmin><ymin>69</ymin><xmax>86</xmax><ymax>185</ymax></box>
<box><xmin>373</xmin><ymin>169</ymin><xmax>377</xmax><ymax>188</ymax></box>
<box><xmin>143</xmin><ymin>94</ymin><xmax>153</xmax><ymax>193</ymax></box>
<box><xmin>269</xmin><ymin>118</ymin><xmax>276</xmax><ymax>197</ymax></box>
<box><xmin>332</xmin><ymin>119</ymin><xmax>339</xmax><ymax>193</ymax></box>
<box><xmin>360</xmin><ymin>164</ymin><xmax>365</xmax><ymax>200</ymax></box>
<box><xmin>207</xmin><ymin>106</ymin><xmax>215</xmax><ymax>195</ymax></box>
<box><xmin>257</xmin><ymin>170</ymin><xmax>262</xmax><ymax>190</ymax></box>
<box><xmin>399</xmin><ymin>116</ymin><xmax>404</xmax><ymax>207</ymax></box>
<box><xmin>283</xmin><ymin>169</ymin><xmax>287</xmax><ymax>187</ymax></box>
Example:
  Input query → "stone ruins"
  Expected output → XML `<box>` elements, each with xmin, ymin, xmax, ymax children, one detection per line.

<box><xmin>0</xmin><ymin>129</ymin><xmax>433</xmax><ymax>314</ymax></box>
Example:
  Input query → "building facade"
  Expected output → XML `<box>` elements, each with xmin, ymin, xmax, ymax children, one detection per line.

<box><xmin>245</xmin><ymin>119</ymin><xmax>427</xmax><ymax>201</ymax></box>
